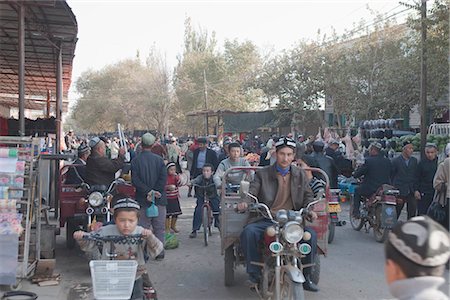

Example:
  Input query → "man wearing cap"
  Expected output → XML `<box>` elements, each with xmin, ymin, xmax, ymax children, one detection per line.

<box><xmin>385</xmin><ymin>216</ymin><xmax>450</xmax><ymax>300</ymax></box>
<box><xmin>86</xmin><ymin>137</ymin><xmax>125</xmax><ymax>187</ymax></box>
<box><xmin>237</xmin><ymin>137</ymin><xmax>319</xmax><ymax>291</ymax></box>
<box><xmin>308</xmin><ymin>140</ymin><xmax>339</xmax><ymax>188</ymax></box>
<box><xmin>417</xmin><ymin>143</ymin><xmax>439</xmax><ymax>215</ymax></box>
<box><xmin>131</xmin><ymin>133</ymin><xmax>167</xmax><ymax>259</ymax></box>
<box><xmin>190</xmin><ymin>136</ymin><xmax>218</xmax><ymax>180</ymax></box>
<box><xmin>391</xmin><ymin>141</ymin><xmax>420</xmax><ymax>219</ymax></box>
<box><xmin>66</xmin><ymin>144</ymin><xmax>91</xmax><ymax>185</ymax></box>
<box><xmin>352</xmin><ymin>142</ymin><xmax>392</xmax><ymax>218</ymax></box>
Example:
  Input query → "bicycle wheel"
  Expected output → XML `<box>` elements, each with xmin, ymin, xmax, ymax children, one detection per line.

<box><xmin>202</xmin><ymin>206</ymin><xmax>209</xmax><ymax>246</ymax></box>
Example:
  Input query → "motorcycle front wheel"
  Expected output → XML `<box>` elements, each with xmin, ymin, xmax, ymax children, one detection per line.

<box><xmin>373</xmin><ymin>205</ymin><xmax>389</xmax><ymax>243</ymax></box>
<box><xmin>224</xmin><ymin>246</ymin><xmax>235</xmax><ymax>286</ymax></box>
<box><xmin>280</xmin><ymin>273</ymin><xmax>304</xmax><ymax>300</ymax></box>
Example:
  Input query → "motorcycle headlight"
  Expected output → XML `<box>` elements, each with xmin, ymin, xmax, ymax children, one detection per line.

<box><xmin>282</xmin><ymin>222</ymin><xmax>304</xmax><ymax>244</ymax></box>
<box><xmin>88</xmin><ymin>192</ymin><xmax>103</xmax><ymax>207</ymax></box>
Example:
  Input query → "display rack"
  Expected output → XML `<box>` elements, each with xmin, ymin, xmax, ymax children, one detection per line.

<box><xmin>0</xmin><ymin>136</ymin><xmax>41</xmax><ymax>287</ymax></box>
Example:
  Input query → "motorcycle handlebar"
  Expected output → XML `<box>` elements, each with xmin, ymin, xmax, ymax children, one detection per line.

<box><xmin>82</xmin><ymin>234</ymin><xmax>144</xmax><ymax>244</ymax></box>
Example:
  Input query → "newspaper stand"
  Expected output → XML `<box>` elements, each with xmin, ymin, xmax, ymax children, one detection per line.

<box><xmin>0</xmin><ymin>136</ymin><xmax>41</xmax><ymax>288</ymax></box>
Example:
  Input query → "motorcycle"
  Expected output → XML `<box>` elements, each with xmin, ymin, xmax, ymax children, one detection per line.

<box><xmin>246</xmin><ymin>193</ymin><xmax>323</xmax><ymax>300</ymax></box>
<box><xmin>349</xmin><ymin>184</ymin><xmax>399</xmax><ymax>243</ymax></box>
<box><xmin>327</xmin><ymin>189</ymin><xmax>346</xmax><ymax>244</ymax></box>
<box><xmin>66</xmin><ymin>178</ymin><xmax>135</xmax><ymax>244</ymax></box>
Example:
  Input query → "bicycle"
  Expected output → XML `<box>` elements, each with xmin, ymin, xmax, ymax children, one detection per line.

<box><xmin>81</xmin><ymin>234</ymin><xmax>157</xmax><ymax>299</ymax></box>
<box><xmin>191</xmin><ymin>182</ymin><xmax>218</xmax><ymax>246</ymax></box>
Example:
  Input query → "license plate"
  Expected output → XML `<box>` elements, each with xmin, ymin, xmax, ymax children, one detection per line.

<box><xmin>328</xmin><ymin>204</ymin><xmax>341</xmax><ymax>213</ymax></box>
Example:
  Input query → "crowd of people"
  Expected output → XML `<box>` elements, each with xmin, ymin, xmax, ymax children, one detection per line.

<box><xmin>63</xmin><ymin>129</ymin><xmax>450</xmax><ymax>300</ymax></box>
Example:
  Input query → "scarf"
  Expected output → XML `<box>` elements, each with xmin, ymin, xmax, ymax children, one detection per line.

<box><xmin>276</xmin><ymin>164</ymin><xmax>290</xmax><ymax>177</ymax></box>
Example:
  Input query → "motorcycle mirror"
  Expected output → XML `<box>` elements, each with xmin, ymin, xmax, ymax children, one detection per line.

<box><xmin>239</xmin><ymin>181</ymin><xmax>250</xmax><ymax>197</ymax></box>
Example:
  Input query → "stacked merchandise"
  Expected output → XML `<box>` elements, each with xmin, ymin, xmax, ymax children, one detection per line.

<box><xmin>0</xmin><ymin>136</ymin><xmax>40</xmax><ymax>285</ymax></box>
<box><xmin>0</xmin><ymin>147</ymin><xmax>25</xmax><ymax>284</ymax></box>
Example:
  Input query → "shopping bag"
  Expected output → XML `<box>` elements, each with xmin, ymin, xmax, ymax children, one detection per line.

<box><xmin>164</xmin><ymin>233</ymin><xmax>179</xmax><ymax>250</ymax></box>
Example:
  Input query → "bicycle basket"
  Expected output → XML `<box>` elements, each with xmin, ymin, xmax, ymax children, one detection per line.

<box><xmin>89</xmin><ymin>260</ymin><xmax>138</xmax><ymax>300</ymax></box>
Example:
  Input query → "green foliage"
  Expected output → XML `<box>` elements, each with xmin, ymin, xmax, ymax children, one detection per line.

<box><xmin>173</xmin><ymin>18</ymin><xmax>264</xmax><ymax>134</ymax></box>
<box><xmin>71</xmin><ymin>52</ymin><xmax>173</xmax><ymax>133</ymax></box>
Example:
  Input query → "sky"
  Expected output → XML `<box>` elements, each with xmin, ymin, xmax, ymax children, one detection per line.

<box><xmin>66</xmin><ymin>0</ymin><xmax>413</xmax><ymax>102</ymax></box>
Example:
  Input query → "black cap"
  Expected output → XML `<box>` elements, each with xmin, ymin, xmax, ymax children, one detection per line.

<box><xmin>197</xmin><ymin>137</ymin><xmax>207</xmax><ymax>144</ymax></box>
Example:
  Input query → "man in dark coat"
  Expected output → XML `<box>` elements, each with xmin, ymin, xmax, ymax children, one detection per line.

<box><xmin>190</xmin><ymin>136</ymin><xmax>219</xmax><ymax>179</ymax></box>
<box><xmin>309</xmin><ymin>140</ymin><xmax>339</xmax><ymax>188</ymax></box>
<box><xmin>352</xmin><ymin>142</ymin><xmax>392</xmax><ymax>217</ymax></box>
<box><xmin>417</xmin><ymin>143</ymin><xmax>439</xmax><ymax>215</ymax></box>
<box><xmin>131</xmin><ymin>133</ymin><xmax>167</xmax><ymax>259</ymax></box>
<box><xmin>86</xmin><ymin>137</ymin><xmax>125</xmax><ymax>187</ymax></box>
<box><xmin>66</xmin><ymin>144</ymin><xmax>90</xmax><ymax>185</ymax></box>
<box><xmin>391</xmin><ymin>140</ymin><xmax>419</xmax><ymax>219</ymax></box>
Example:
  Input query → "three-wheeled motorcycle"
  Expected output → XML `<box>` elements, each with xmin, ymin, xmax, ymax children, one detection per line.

<box><xmin>220</xmin><ymin>166</ymin><xmax>330</xmax><ymax>300</ymax></box>
<box><xmin>59</xmin><ymin>165</ymin><xmax>135</xmax><ymax>248</ymax></box>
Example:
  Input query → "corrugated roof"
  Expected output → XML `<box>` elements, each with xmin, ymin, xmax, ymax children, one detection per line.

<box><xmin>0</xmin><ymin>0</ymin><xmax>77</xmax><ymax>111</ymax></box>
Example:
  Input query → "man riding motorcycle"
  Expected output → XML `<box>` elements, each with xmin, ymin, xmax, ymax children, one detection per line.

<box><xmin>352</xmin><ymin>142</ymin><xmax>392</xmax><ymax>218</ymax></box>
<box><xmin>86</xmin><ymin>137</ymin><xmax>126</xmax><ymax>187</ymax></box>
<box><xmin>237</xmin><ymin>137</ymin><xmax>319</xmax><ymax>292</ymax></box>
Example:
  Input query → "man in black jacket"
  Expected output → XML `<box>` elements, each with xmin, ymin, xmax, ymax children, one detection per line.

<box><xmin>417</xmin><ymin>143</ymin><xmax>439</xmax><ymax>215</ymax></box>
<box><xmin>391</xmin><ymin>140</ymin><xmax>419</xmax><ymax>219</ymax></box>
<box><xmin>66</xmin><ymin>144</ymin><xmax>91</xmax><ymax>185</ymax></box>
<box><xmin>309</xmin><ymin>140</ymin><xmax>339</xmax><ymax>188</ymax></box>
<box><xmin>131</xmin><ymin>133</ymin><xmax>167</xmax><ymax>258</ymax></box>
<box><xmin>86</xmin><ymin>137</ymin><xmax>125</xmax><ymax>187</ymax></box>
<box><xmin>352</xmin><ymin>143</ymin><xmax>392</xmax><ymax>217</ymax></box>
<box><xmin>190</xmin><ymin>136</ymin><xmax>218</xmax><ymax>179</ymax></box>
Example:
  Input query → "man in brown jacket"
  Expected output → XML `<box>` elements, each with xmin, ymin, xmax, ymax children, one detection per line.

<box><xmin>238</xmin><ymin>137</ymin><xmax>319</xmax><ymax>291</ymax></box>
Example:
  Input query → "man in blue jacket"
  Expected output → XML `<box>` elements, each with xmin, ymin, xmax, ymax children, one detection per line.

<box><xmin>352</xmin><ymin>142</ymin><xmax>392</xmax><ymax>218</ymax></box>
<box><xmin>131</xmin><ymin>133</ymin><xmax>167</xmax><ymax>259</ymax></box>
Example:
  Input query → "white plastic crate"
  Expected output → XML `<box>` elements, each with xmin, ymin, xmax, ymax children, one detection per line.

<box><xmin>89</xmin><ymin>260</ymin><xmax>138</xmax><ymax>300</ymax></box>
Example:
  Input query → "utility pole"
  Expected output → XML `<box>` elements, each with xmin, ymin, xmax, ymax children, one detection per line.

<box><xmin>420</xmin><ymin>0</ymin><xmax>427</xmax><ymax>159</ymax></box>
<box><xmin>203</xmin><ymin>70</ymin><xmax>209</xmax><ymax>136</ymax></box>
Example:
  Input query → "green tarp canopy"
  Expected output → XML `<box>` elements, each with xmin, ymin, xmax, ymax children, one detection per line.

<box><xmin>223</xmin><ymin>110</ymin><xmax>289</xmax><ymax>132</ymax></box>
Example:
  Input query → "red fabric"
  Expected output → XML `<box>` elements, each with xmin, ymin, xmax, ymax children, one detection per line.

<box><xmin>165</xmin><ymin>174</ymin><xmax>180</xmax><ymax>199</ymax></box>
<box><xmin>150</xmin><ymin>143</ymin><xmax>167</xmax><ymax>157</ymax></box>
<box><xmin>0</xmin><ymin>117</ymin><xmax>8</xmax><ymax>136</ymax></box>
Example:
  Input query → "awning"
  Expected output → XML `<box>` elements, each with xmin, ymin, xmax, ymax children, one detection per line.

<box><xmin>0</xmin><ymin>0</ymin><xmax>78</xmax><ymax>111</ymax></box>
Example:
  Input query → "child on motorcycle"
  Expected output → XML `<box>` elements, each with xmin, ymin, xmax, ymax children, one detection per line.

<box><xmin>384</xmin><ymin>216</ymin><xmax>450</xmax><ymax>300</ymax></box>
<box><xmin>74</xmin><ymin>198</ymin><xmax>164</xmax><ymax>300</ymax></box>
<box><xmin>188</xmin><ymin>163</ymin><xmax>221</xmax><ymax>238</ymax></box>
